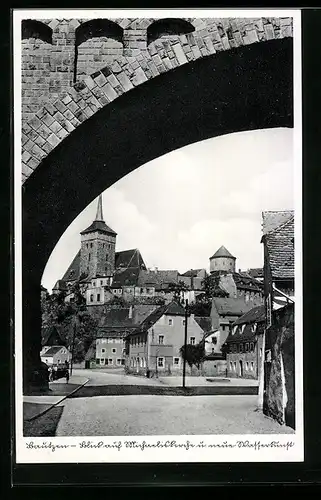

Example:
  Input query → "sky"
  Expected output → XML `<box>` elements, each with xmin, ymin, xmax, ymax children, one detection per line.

<box><xmin>41</xmin><ymin>127</ymin><xmax>294</xmax><ymax>292</ymax></box>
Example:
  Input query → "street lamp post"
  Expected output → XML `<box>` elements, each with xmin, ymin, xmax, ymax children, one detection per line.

<box><xmin>70</xmin><ymin>320</ymin><xmax>76</xmax><ymax>377</ymax></box>
<box><xmin>182</xmin><ymin>299</ymin><xmax>188</xmax><ymax>389</ymax></box>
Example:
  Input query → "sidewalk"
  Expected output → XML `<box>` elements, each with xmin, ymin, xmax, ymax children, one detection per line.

<box><xmin>23</xmin><ymin>375</ymin><xmax>89</xmax><ymax>421</ymax></box>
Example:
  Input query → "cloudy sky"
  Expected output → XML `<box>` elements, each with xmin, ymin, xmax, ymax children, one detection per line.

<box><xmin>42</xmin><ymin>127</ymin><xmax>294</xmax><ymax>292</ymax></box>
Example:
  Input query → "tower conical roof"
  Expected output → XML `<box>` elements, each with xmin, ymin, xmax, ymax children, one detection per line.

<box><xmin>210</xmin><ymin>245</ymin><xmax>236</xmax><ymax>259</ymax></box>
<box><xmin>80</xmin><ymin>194</ymin><xmax>117</xmax><ymax>236</ymax></box>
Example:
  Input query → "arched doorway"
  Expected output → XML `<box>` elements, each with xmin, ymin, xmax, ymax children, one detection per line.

<box><xmin>21</xmin><ymin>38</ymin><xmax>293</xmax><ymax>391</ymax></box>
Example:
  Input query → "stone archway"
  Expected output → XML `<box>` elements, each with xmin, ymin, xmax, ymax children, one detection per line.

<box><xmin>21</xmin><ymin>37</ymin><xmax>293</xmax><ymax>391</ymax></box>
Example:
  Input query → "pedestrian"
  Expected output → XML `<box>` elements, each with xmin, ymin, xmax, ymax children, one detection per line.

<box><xmin>65</xmin><ymin>369</ymin><xmax>70</xmax><ymax>384</ymax></box>
<box><xmin>49</xmin><ymin>366</ymin><xmax>54</xmax><ymax>382</ymax></box>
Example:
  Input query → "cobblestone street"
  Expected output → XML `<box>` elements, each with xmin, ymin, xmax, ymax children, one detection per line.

<box><xmin>55</xmin><ymin>394</ymin><xmax>294</xmax><ymax>436</ymax></box>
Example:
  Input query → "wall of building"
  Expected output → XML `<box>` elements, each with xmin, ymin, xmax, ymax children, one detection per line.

<box><xmin>226</xmin><ymin>334</ymin><xmax>264</xmax><ymax>379</ymax></box>
<box><xmin>219</xmin><ymin>273</ymin><xmax>237</xmax><ymax>297</ymax></box>
<box><xmin>237</xmin><ymin>288</ymin><xmax>263</xmax><ymax>306</ymax></box>
<box><xmin>210</xmin><ymin>257</ymin><xmax>235</xmax><ymax>273</ymax></box>
<box><xmin>202</xmin><ymin>359</ymin><xmax>227</xmax><ymax>376</ymax></box>
<box><xmin>127</xmin><ymin>313</ymin><xmax>204</xmax><ymax>375</ymax></box>
<box><xmin>96</xmin><ymin>337</ymin><xmax>126</xmax><ymax>367</ymax></box>
<box><xmin>264</xmin><ymin>304</ymin><xmax>295</xmax><ymax>429</ymax></box>
<box><xmin>41</xmin><ymin>347</ymin><xmax>71</xmax><ymax>366</ymax></box>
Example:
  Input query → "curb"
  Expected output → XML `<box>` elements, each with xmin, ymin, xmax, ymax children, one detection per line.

<box><xmin>25</xmin><ymin>378</ymin><xmax>89</xmax><ymax>422</ymax></box>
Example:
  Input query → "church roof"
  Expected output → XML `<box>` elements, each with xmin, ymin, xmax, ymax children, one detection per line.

<box><xmin>115</xmin><ymin>249</ymin><xmax>146</xmax><ymax>270</ymax></box>
<box><xmin>62</xmin><ymin>250</ymin><xmax>81</xmax><ymax>282</ymax></box>
<box><xmin>210</xmin><ymin>245</ymin><xmax>236</xmax><ymax>259</ymax></box>
<box><xmin>80</xmin><ymin>220</ymin><xmax>117</xmax><ymax>236</ymax></box>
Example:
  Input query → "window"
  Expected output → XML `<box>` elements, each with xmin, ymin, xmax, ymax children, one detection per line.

<box><xmin>182</xmin><ymin>319</ymin><xmax>186</xmax><ymax>326</ymax></box>
<box><xmin>260</xmin><ymin>348</ymin><xmax>263</xmax><ymax>358</ymax></box>
<box><xmin>157</xmin><ymin>357</ymin><xmax>164</xmax><ymax>368</ymax></box>
<box><xmin>230</xmin><ymin>362</ymin><xmax>233</xmax><ymax>371</ymax></box>
<box><xmin>100</xmin><ymin>358</ymin><xmax>105</xmax><ymax>365</ymax></box>
<box><xmin>158</xmin><ymin>335</ymin><xmax>164</xmax><ymax>345</ymax></box>
<box><xmin>116</xmin><ymin>359</ymin><xmax>122</xmax><ymax>366</ymax></box>
<box><xmin>90</xmin><ymin>294</ymin><xmax>94</xmax><ymax>302</ymax></box>
<box><xmin>88</xmin><ymin>253</ymin><xmax>91</xmax><ymax>261</ymax></box>
<box><xmin>93</xmin><ymin>281</ymin><xmax>96</xmax><ymax>287</ymax></box>
<box><xmin>222</xmin><ymin>325</ymin><xmax>226</xmax><ymax>331</ymax></box>
<box><xmin>168</xmin><ymin>318</ymin><xmax>173</xmax><ymax>326</ymax></box>
<box><xmin>245</xmin><ymin>343</ymin><xmax>249</xmax><ymax>352</ymax></box>
<box><xmin>250</xmin><ymin>362</ymin><xmax>254</xmax><ymax>371</ymax></box>
<box><xmin>173</xmin><ymin>357</ymin><xmax>180</xmax><ymax>366</ymax></box>
<box><xmin>121</xmin><ymin>359</ymin><xmax>125</xmax><ymax>365</ymax></box>
<box><xmin>97</xmin><ymin>294</ymin><xmax>100</xmax><ymax>302</ymax></box>
<box><xmin>234</xmin><ymin>361</ymin><xmax>237</xmax><ymax>371</ymax></box>
<box><xmin>101</xmin><ymin>348</ymin><xmax>105</xmax><ymax>353</ymax></box>
<box><xmin>245</xmin><ymin>361</ymin><xmax>249</xmax><ymax>371</ymax></box>
<box><xmin>108</xmin><ymin>358</ymin><xmax>113</xmax><ymax>365</ymax></box>
<box><xmin>250</xmin><ymin>342</ymin><xmax>254</xmax><ymax>352</ymax></box>
<box><xmin>100</xmin><ymin>280</ymin><xmax>103</xmax><ymax>286</ymax></box>
<box><xmin>239</xmin><ymin>344</ymin><xmax>243</xmax><ymax>353</ymax></box>
<box><xmin>112</xmin><ymin>348</ymin><xmax>116</xmax><ymax>353</ymax></box>
<box><xmin>122</xmin><ymin>348</ymin><xmax>126</xmax><ymax>354</ymax></box>
<box><xmin>90</xmin><ymin>243</ymin><xmax>93</xmax><ymax>248</ymax></box>
<box><xmin>190</xmin><ymin>337</ymin><xmax>195</xmax><ymax>345</ymax></box>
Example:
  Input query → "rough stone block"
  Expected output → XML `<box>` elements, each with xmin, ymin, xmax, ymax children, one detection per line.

<box><xmin>101</xmin><ymin>82</ymin><xmax>117</xmax><ymax>102</ymax></box>
<box><xmin>172</xmin><ymin>44</ymin><xmax>188</xmax><ymax>65</ymax></box>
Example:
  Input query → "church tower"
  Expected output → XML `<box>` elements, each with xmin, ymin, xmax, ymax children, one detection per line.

<box><xmin>209</xmin><ymin>245</ymin><xmax>236</xmax><ymax>274</ymax></box>
<box><xmin>79</xmin><ymin>194</ymin><xmax>117</xmax><ymax>278</ymax></box>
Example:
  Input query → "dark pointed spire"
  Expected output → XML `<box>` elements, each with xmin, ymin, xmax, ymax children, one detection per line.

<box><xmin>95</xmin><ymin>194</ymin><xmax>104</xmax><ymax>221</ymax></box>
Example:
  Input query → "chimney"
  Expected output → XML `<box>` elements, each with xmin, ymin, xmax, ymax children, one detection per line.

<box><xmin>128</xmin><ymin>305</ymin><xmax>133</xmax><ymax>319</ymax></box>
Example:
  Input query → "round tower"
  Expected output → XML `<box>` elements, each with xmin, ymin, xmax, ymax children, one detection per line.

<box><xmin>209</xmin><ymin>245</ymin><xmax>236</xmax><ymax>273</ymax></box>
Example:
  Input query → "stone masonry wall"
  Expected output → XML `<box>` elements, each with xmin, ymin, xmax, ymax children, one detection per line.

<box><xmin>21</xmin><ymin>16</ymin><xmax>293</xmax><ymax>182</ymax></box>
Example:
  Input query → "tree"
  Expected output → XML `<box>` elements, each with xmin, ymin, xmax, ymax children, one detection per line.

<box><xmin>202</xmin><ymin>275</ymin><xmax>229</xmax><ymax>299</ymax></box>
<box><xmin>189</xmin><ymin>294</ymin><xmax>212</xmax><ymax>316</ymax></box>
<box><xmin>41</xmin><ymin>280</ymin><xmax>98</xmax><ymax>362</ymax></box>
<box><xmin>180</xmin><ymin>341</ymin><xmax>205</xmax><ymax>370</ymax></box>
<box><xmin>167</xmin><ymin>280</ymin><xmax>190</xmax><ymax>302</ymax></box>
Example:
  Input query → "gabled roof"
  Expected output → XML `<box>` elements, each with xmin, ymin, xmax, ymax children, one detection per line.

<box><xmin>40</xmin><ymin>346</ymin><xmax>67</xmax><ymax>357</ymax></box>
<box><xmin>224</xmin><ymin>322</ymin><xmax>264</xmax><ymax>343</ymax></box>
<box><xmin>210</xmin><ymin>245</ymin><xmax>236</xmax><ymax>259</ymax></box>
<box><xmin>262</xmin><ymin>210</ymin><xmax>294</xmax><ymax>235</ymax></box>
<box><xmin>233</xmin><ymin>305</ymin><xmax>265</xmax><ymax>325</ymax></box>
<box><xmin>41</xmin><ymin>326</ymin><xmax>65</xmax><ymax>347</ymax></box>
<box><xmin>128</xmin><ymin>301</ymin><xmax>186</xmax><ymax>336</ymax></box>
<box><xmin>194</xmin><ymin>316</ymin><xmax>212</xmax><ymax>334</ymax></box>
<box><xmin>80</xmin><ymin>220</ymin><xmax>117</xmax><ymax>236</ymax></box>
<box><xmin>181</xmin><ymin>269</ymin><xmax>206</xmax><ymax>278</ymax></box>
<box><xmin>111</xmin><ymin>267</ymin><xmax>141</xmax><ymax>287</ymax></box>
<box><xmin>97</xmin><ymin>304</ymin><xmax>159</xmax><ymax>338</ymax></box>
<box><xmin>137</xmin><ymin>269</ymin><xmax>179</xmax><ymax>288</ymax></box>
<box><xmin>115</xmin><ymin>249</ymin><xmax>146</xmax><ymax>270</ymax></box>
<box><xmin>212</xmin><ymin>297</ymin><xmax>254</xmax><ymax>316</ymax></box>
<box><xmin>262</xmin><ymin>211</ymin><xmax>294</xmax><ymax>280</ymax></box>
<box><xmin>85</xmin><ymin>343</ymin><xmax>96</xmax><ymax>361</ymax></box>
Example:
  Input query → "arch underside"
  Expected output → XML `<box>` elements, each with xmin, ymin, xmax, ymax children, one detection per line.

<box><xmin>21</xmin><ymin>38</ymin><xmax>293</xmax><ymax>389</ymax></box>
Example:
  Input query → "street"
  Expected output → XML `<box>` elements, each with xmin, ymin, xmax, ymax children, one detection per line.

<box><xmin>52</xmin><ymin>369</ymin><xmax>293</xmax><ymax>436</ymax></box>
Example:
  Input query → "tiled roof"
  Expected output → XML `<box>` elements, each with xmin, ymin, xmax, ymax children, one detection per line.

<box><xmin>233</xmin><ymin>305</ymin><xmax>265</xmax><ymax>325</ymax></box>
<box><xmin>115</xmin><ymin>249</ymin><xmax>146</xmax><ymax>270</ymax></box>
<box><xmin>40</xmin><ymin>346</ymin><xmax>66</xmax><ymax>356</ymax></box>
<box><xmin>181</xmin><ymin>269</ymin><xmax>205</xmax><ymax>278</ymax></box>
<box><xmin>128</xmin><ymin>301</ymin><xmax>186</xmax><ymax>336</ymax></box>
<box><xmin>210</xmin><ymin>245</ymin><xmax>236</xmax><ymax>259</ymax></box>
<box><xmin>62</xmin><ymin>250</ymin><xmax>81</xmax><ymax>282</ymax></box>
<box><xmin>97</xmin><ymin>304</ymin><xmax>159</xmax><ymax>337</ymax></box>
<box><xmin>247</xmin><ymin>268</ymin><xmax>264</xmax><ymax>279</ymax></box>
<box><xmin>137</xmin><ymin>269</ymin><xmax>179</xmax><ymax>287</ymax></box>
<box><xmin>80</xmin><ymin>220</ymin><xmax>117</xmax><ymax>236</ymax></box>
<box><xmin>262</xmin><ymin>211</ymin><xmax>295</xmax><ymax>280</ymax></box>
<box><xmin>212</xmin><ymin>297</ymin><xmax>254</xmax><ymax>316</ymax></box>
<box><xmin>111</xmin><ymin>267</ymin><xmax>141</xmax><ymax>287</ymax></box>
<box><xmin>232</xmin><ymin>272</ymin><xmax>263</xmax><ymax>292</ymax></box>
<box><xmin>194</xmin><ymin>316</ymin><xmax>212</xmax><ymax>333</ymax></box>
<box><xmin>41</xmin><ymin>326</ymin><xmax>65</xmax><ymax>347</ymax></box>
<box><xmin>224</xmin><ymin>323</ymin><xmax>263</xmax><ymax>343</ymax></box>
<box><xmin>262</xmin><ymin>210</ymin><xmax>294</xmax><ymax>235</ymax></box>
